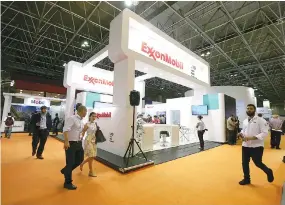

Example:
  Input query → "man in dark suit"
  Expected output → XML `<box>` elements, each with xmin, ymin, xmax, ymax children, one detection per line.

<box><xmin>31</xmin><ymin>106</ymin><xmax>52</xmax><ymax>159</ymax></box>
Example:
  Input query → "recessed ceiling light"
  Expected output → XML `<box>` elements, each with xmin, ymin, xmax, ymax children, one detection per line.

<box><xmin>20</xmin><ymin>90</ymin><xmax>23</xmax><ymax>92</ymax></box>
<box><xmin>63</xmin><ymin>63</ymin><xmax>66</xmax><ymax>67</ymax></box>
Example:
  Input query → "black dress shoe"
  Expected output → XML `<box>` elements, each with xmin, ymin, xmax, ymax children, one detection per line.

<box><xmin>239</xmin><ymin>179</ymin><xmax>251</xmax><ymax>185</ymax></box>
<box><xmin>267</xmin><ymin>169</ymin><xmax>274</xmax><ymax>183</ymax></box>
<box><xmin>276</xmin><ymin>147</ymin><xmax>281</xmax><ymax>150</ymax></box>
<box><xmin>32</xmin><ymin>151</ymin><xmax>36</xmax><ymax>156</ymax></box>
<box><xmin>64</xmin><ymin>183</ymin><xmax>77</xmax><ymax>190</ymax></box>
<box><xmin>37</xmin><ymin>156</ymin><xmax>44</xmax><ymax>160</ymax></box>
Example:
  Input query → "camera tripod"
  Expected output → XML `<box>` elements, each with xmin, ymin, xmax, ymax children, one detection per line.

<box><xmin>123</xmin><ymin>106</ymin><xmax>147</xmax><ymax>166</ymax></box>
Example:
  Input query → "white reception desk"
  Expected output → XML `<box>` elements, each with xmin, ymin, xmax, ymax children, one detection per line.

<box><xmin>141</xmin><ymin>124</ymin><xmax>179</xmax><ymax>151</ymax></box>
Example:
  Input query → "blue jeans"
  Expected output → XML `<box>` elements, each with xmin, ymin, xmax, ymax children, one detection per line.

<box><xmin>5</xmin><ymin>127</ymin><xmax>12</xmax><ymax>138</ymax></box>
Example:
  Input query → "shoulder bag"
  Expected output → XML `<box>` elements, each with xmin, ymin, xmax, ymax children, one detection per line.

<box><xmin>95</xmin><ymin>123</ymin><xmax>106</xmax><ymax>144</ymax></box>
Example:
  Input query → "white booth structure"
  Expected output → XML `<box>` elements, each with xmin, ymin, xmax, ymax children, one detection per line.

<box><xmin>1</xmin><ymin>93</ymin><xmax>66</xmax><ymax>133</ymax></box>
<box><xmin>62</xmin><ymin>9</ymin><xmax>256</xmax><ymax>172</ymax></box>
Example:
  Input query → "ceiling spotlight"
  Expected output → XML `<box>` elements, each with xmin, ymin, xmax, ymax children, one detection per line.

<box><xmin>81</xmin><ymin>41</ymin><xmax>89</xmax><ymax>47</ymax></box>
<box><xmin>206</xmin><ymin>51</ymin><xmax>210</xmax><ymax>55</ymax></box>
<box><xmin>125</xmin><ymin>0</ymin><xmax>133</xmax><ymax>6</ymax></box>
<box><xmin>10</xmin><ymin>80</ymin><xmax>15</xmax><ymax>87</ymax></box>
<box><xmin>38</xmin><ymin>94</ymin><xmax>41</xmax><ymax>96</ymax></box>
<box><xmin>201</xmin><ymin>53</ymin><xmax>205</xmax><ymax>57</ymax></box>
<box><xmin>63</xmin><ymin>63</ymin><xmax>66</xmax><ymax>67</ymax></box>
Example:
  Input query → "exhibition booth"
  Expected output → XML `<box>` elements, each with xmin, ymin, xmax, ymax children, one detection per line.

<box><xmin>62</xmin><ymin>9</ymin><xmax>257</xmax><ymax>172</ymax></box>
<box><xmin>1</xmin><ymin>93</ymin><xmax>65</xmax><ymax>133</ymax></box>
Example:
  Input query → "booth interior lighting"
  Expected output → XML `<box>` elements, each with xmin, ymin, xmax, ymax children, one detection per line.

<box><xmin>10</xmin><ymin>80</ymin><xmax>14</xmax><ymax>87</ymax></box>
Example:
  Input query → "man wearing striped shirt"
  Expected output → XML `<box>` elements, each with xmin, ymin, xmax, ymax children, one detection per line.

<box><xmin>269</xmin><ymin>115</ymin><xmax>283</xmax><ymax>149</ymax></box>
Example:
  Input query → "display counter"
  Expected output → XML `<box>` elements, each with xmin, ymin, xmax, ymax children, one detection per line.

<box><xmin>0</xmin><ymin>121</ymin><xmax>25</xmax><ymax>132</ymax></box>
<box><xmin>141</xmin><ymin>124</ymin><xmax>179</xmax><ymax>151</ymax></box>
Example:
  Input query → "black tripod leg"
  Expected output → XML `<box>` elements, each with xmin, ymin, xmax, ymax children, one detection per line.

<box><xmin>124</xmin><ymin>140</ymin><xmax>132</xmax><ymax>158</ymax></box>
<box><xmin>134</xmin><ymin>139</ymin><xmax>147</xmax><ymax>161</ymax></box>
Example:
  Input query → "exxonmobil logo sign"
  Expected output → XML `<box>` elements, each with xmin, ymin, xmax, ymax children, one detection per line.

<box><xmin>96</xmin><ymin>112</ymin><xmax>111</xmax><ymax>118</ymax></box>
<box><xmin>141</xmin><ymin>42</ymin><xmax>184</xmax><ymax>70</ymax></box>
<box><xmin>31</xmin><ymin>99</ymin><xmax>45</xmax><ymax>105</ymax></box>
<box><xmin>83</xmin><ymin>75</ymin><xmax>114</xmax><ymax>87</ymax></box>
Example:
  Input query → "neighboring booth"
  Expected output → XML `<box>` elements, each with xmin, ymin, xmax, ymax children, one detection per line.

<box><xmin>1</xmin><ymin>93</ymin><xmax>65</xmax><ymax>133</ymax></box>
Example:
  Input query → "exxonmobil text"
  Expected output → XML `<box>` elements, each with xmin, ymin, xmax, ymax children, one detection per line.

<box><xmin>83</xmin><ymin>75</ymin><xmax>114</xmax><ymax>86</ymax></box>
<box><xmin>96</xmin><ymin>112</ymin><xmax>111</xmax><ymax>118</ymax></box>
<box><xmin>141</xmin><ymin>42</ymin><xmax>184</xmax><ymax>70</ymax></box>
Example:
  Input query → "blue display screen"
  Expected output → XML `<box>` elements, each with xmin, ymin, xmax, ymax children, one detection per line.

<box><xmin>191</xmin><ymin>105</ymin><xmax>208</xmax><ymax>115</ymax></box>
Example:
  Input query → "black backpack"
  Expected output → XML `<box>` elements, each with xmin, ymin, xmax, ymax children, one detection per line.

<box><xmin>5</xmin><ymin>117</ymin><xmax>14</xmax><ymax>126</ymax></box>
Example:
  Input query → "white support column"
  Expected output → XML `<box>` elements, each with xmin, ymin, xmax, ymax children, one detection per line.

<box><xmin>110</xmin><ymin>58</ymin><xmax>136</xmax><ymax>156</ymax></box>
<box><xmin>2</xmin><ymin>95</ymin><xmax>12</xmax><ymax>122</ymax></box>
<box><xmin>64</xmin><ymin>86</ymin><xmax>76</xmax><ymax>122</ymax></box>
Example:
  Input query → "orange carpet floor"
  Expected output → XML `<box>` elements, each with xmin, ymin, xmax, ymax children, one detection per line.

<box><xmin>1</xmin><ymin>133</ymin><xmax>285</xmax><ymax>205</ymax></box>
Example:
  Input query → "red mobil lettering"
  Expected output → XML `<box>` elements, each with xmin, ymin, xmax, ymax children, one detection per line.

<box><xmin>96</xmin><ymin>112</ymin><xmax>111</xmax><ymax>119</ymax></box>
<box><xmin>83</xmin><ymin>75</ymin><xmax>114</xmax><ymax>87</ymax></box>
<box><xmin>141</xmin><ymin>42</ymin><xmax>184</xmax><ymax>70</ymax></box>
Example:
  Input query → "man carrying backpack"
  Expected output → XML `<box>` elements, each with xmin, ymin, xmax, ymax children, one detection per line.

<box><xmin>4</xmin><ymin>113</ymin><xmax>14</xmax><ymax>139</ymax></box>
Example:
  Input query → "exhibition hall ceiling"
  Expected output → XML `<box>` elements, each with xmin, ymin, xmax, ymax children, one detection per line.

<box><xmin>1</xmin><ymin>1</ymin><xmax>285</xmax><ymax>103</ymax></box>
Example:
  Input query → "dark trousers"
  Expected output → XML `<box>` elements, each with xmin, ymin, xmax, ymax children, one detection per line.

<box><xmin>270</xmin><ymin>130</ymin><xmax>282</xmax><ymax>148</ymax></box>
<box><xmin>242</xmin><ymin>146</ymin><xmax>271</xmax><ymax>180</ymax></box>
<box><xmin>32</xmin><ymin>129</ymin><xmax>48</xmax><ymax>156</ymax></box>
<box><xmin>228</xmin><ymin>130</ymin><xmax>236</xmax><ymax>145</ymax></box>
<box><xmin>61</xmin><ymin>141</ymin><xmax>84</xmax><ymax>184</ymax></box>
<box><xmin>197</xmin><ymin>130</ymin><xmax>205</xmax><ymax>149</ymax></box>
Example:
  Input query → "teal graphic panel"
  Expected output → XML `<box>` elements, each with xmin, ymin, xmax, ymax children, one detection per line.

<box><xmin>203</xmin><ymin>94</ymin><xmax>219</xmax><ymax>110</ymax></box>
<box><xmin>86</xmin><ymin>92</ymin><xmax>100</xmax><ymax>108</ymax></box>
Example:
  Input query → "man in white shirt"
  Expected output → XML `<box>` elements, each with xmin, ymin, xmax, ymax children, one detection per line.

<box><xmin>196</xmin><ymin>115</ymin><xmax>207</xmax><ymax>151</ymax></box>
<box><xmin>60</xmin><ymin>105</ymin><xmax>87</xmax><ymax>190</ymax></box>
<box><xmin>238</xmin><ymin>104</ymin><xmax>274</xmax><ymax>185</ymax></box>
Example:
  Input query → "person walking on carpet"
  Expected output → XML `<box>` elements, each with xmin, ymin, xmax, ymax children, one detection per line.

<box><xmin>31</xmin><ymin>106</ymin><xmax>52</xmax><ymax>159</ymax></box>
<box><xmin>60</xmin><ymin>105</ymin><xmax>87</xmax><ymax>190</ymax></box>
<box><xmin>80</xmin><ymin>112</ymin><xmax>98</xmax><ymax>177</ymax></box>
<box><xmin>237</xmin><ymin>104</ymin><xmax>274</xmax><ymax>185</ymax></box>
<box><xmin>4</xmin><ymin>113</ymin><xmax>14</xmax><ymax>139</ymax></box>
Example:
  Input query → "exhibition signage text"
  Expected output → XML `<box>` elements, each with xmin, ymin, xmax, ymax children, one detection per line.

<box><xmin>141</xmin><ymin>42</ymin><xmax>184</xmax><ymax>70</ymax></box>
<box><xmin>96</xmin><ymin>112</ymin><xmax>111</xmax><ymax>118</ymax></box>
<box><xmin>24</xmin><ymin>97</ymin><xmax>50</xmax><ymax>107</ymax></box>
<box><xmin>83</xmin><ymin>75</ymin><xmax>114</xmax><ymax>87</ymax></box>
<box><xmin>31</xmin><ymin>99</ymin><xmax>45</xmax><ymax>105</ymax></box>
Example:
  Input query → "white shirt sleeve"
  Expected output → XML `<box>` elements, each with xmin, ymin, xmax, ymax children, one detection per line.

<box><xmin>63</xmin><ymin>117</ymin><xmax>74</xmax><ymax>132</ymax></box>
<box><xmin>256</xmin><ymin>118</ymin><xmax>268</xmax><ymax>140</ymax></box>
<box><xmin>240</xmin><ymin>120</ymin><xmax>245</xmax><ymax>135</ymax></box>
